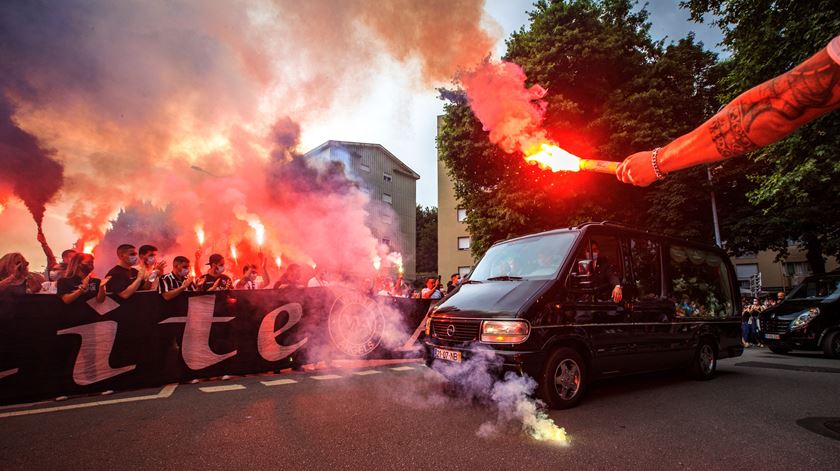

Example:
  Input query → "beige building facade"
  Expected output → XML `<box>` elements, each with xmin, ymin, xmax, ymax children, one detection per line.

<box><xmin>436</xmin><ymin>117</ymin><xmax>475</xmax><ymax>280</ymax></box>
<box><xmin>732</xmin><ymin>245</ymin><xmax>839</xmax><ymax>296</ymax></box>
<box><xmin>305</xmin><ymin>140</ymin><xmax>419</xmax><ymax>280</ymax></box>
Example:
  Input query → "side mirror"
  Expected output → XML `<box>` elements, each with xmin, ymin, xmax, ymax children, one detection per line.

<box><xmin>570</xmin><ymin>260</ymin><xmax>595</xmax><ymax>290</ymax></box>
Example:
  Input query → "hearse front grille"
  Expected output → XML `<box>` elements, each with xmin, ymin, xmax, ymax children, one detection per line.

<box><xmin>762</xmin><ymin>319</ymin><xmax>790</xmax><ymax>335</ymax></box>
<box><xmin>431</xmin><ymin>318</ymin><xmax>481</xmax><ymax>343</ymax></box>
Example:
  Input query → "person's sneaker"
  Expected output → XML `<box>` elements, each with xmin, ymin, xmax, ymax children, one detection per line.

<box><xmin>55</xmin><ymin>396</ymin><xmax>68</xmax><ymax>401</ymax></box>
<box><xmin>221</xmin><ymin>375</ymin><xmax>232</xmax><ymax>380</ymax></box>
<box><xmin>100</xmin><ymin>390</ymin><xmax>114</xmax><ymax>396</ymax></box>
<box><xmin>189</xmin><ymin>379</ymin><xmax>200</xmax><ymax>384</ymax></box>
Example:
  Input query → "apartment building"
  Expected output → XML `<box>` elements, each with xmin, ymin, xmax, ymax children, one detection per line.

<box><xmin>436</xmin><ymin>116</ymin><xmax>475</xmax><ymax>280</ymax></box>
<box><xmin>305</xmin><ymin>140</ymin><xmax>420</xmax><ymax>280</ymax></box>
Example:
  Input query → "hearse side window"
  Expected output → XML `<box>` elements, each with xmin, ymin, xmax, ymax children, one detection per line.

<box><xmin>630</xmin><ymin>238</ymin><xmax>661</xmax><ymax>300</ymax></box>
<box><xmin>668</xmin><ymin>245</ymin><xmax>734</xmax><ymax>318</ymax></box>
<box><xmin>571</xmin><ymin>236</ymin><xmax>623</xmax><ymax>302</ymax></box>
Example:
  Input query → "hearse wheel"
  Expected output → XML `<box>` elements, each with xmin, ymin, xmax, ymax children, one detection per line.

<box><xmin>823</xmin><ymin>331</ymin><xmax>840</xmax><ymax>359</ymax></box>
<box><xmin>538</xmin><ymin>347</ymin><xmax>587</xmax><ymax>410</ymax></box>
<box><xmin>769</xmin><ymin>346</ymin><xmax>791</xmax><ymax>355</ymax></box>
<box><xmin>689</xmin><ymin>338</ymin><xmax>717</xmax><ymax>380</ymax></box>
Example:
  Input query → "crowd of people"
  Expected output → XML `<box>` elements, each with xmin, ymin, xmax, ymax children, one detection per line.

<box><xmin>0</xmin><ymin>242</ymin><xmax>466</xmax><ymax>303</ymax></box>
<box><xmin>741</xmin><ymin>291</ymin><xmax>785</xmax><ymax>347</ymax></box>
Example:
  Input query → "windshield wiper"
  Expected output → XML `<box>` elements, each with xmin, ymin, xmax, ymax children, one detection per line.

<box><xmin>486</xmin><ymin>275</ymin><xmax>524</xmax><ymax>281</ymax></box>
<box><xmin>462</xmin><ymin>279</ymin><xmax>482</xmax><ymax>284</ymax></box>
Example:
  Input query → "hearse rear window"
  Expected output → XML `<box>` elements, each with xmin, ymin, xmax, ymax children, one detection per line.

<box><xmin>669</xmin><ymin>245</ymin><xmax>734</xmax><ymax>318</ymax></box>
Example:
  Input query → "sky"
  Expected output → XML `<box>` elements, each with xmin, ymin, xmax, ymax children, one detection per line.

<box><xmin>298</xmin><ymin>0</ymin><xmax>725</xmax><ymax>208</ymax></box>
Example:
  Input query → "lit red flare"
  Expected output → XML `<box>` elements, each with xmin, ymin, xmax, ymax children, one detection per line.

<box><xmin>82</xmin><ymin>240</ymin><xmax>97</xmax><ymax>254</ymax></box>
<box><xmin>524</xmin><ymin>143</ymin><xmax>617</xmax><ymax>175</ymax></box>
<box><xmin>275</xmin><ymin>255</ymin><xmax>282</xmax><ymax>268</ymax></box>
<box><xmin>230</xmin><ymin>243</ymin><xmax>238</xmax><ymax>264</ymax></box>
<box><xmin>195</xmin><ymin>225</ymin><xmax>205</xmax><ymax>246</ymax></box>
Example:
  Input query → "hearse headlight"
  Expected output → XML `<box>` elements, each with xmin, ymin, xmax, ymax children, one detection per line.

<box><xmin>425</xmin><ymin>317</ymin><xmax>432</xmax><ymax>336</ymax></box>
<box><xmin>790</xmin><ymin>308</ymin><xmax>820</xmax><ymax>330</ymax></box>
<box><xmin>480</xmin><ymin>320</ymin><xmax>530</xmax><ymax>344</ymax></box>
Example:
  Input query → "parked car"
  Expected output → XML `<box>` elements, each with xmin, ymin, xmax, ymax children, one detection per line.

<box><xmin>759</xmin><ymin>270</ymin><xmax>840</xmax><ymax>358</ymax></box>
<box><xmin>423</xmin><ymin>221</ymin><xmax>743</xmax><ymax>409</ymax></box>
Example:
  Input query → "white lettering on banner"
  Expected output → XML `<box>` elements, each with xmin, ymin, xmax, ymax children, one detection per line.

<box><xmin>159</xmin><ymin>295</ymin><xmax>237</xmax><ymax>370</ymax></box>
<box><xmin>257</xmin><ymin>303</ymin><xmax>308</xmax><ymax>361</ymax></box>
<box><xmin>57</xmin><ymin>321</ymin><xmax>137</xmax><ymax>386</ymax></box>
<box><xmin>0</xmin><ymin>368</ymin><xmax>19</xmax><ymax>380</ymax></box>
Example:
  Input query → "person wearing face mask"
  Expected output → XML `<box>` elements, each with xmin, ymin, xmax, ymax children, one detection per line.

<box><xmin>200</xmin><ymin>253</ymin><xmax>232</xmax><ymax>291</ymax></box>
<box><xmin>57</xmin><ymin>253</ymin><xmax>110</xmax><ymax>304</ymax></box>
<box><xmin>0</xmin><ymin>253</ymin><xmax>44</xmax><ymax>294</ymax></box>
<box><xmin>105</xmin><ymin>244</ymin><xmax>146</xmax><ymax>299</ymax></box>
<box><xmin>138</xmin><ymin>244</ymin><xmax>167</xmax><ymax>291</ymax></box>
<box><xmin>159</xmin><ymin>256</ymin><xmax>196</xmax><ymax>301</ymax></box>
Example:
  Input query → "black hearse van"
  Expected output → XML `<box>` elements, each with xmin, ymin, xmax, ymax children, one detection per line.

<box><xmin>759</xmin><ymin>270</ymin><xmax>840</xmax><ymax>358</ymax></box>
<box><xmin>424</xmin><ymin>222</ymin><xmax>743</xmax><ymax>409</ymax></box>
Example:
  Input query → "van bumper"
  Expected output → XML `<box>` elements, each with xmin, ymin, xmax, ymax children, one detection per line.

<box><xmin>422</xmin><ymin>340</ymin><xmax>546</xmax><ymax>378</ymax></box>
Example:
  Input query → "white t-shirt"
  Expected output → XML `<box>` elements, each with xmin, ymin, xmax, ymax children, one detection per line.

<box><xmin>828</xmin><ymin>35</ymin><xmax>840</xmax><ymax>65</ymax></box>
<box><xmin>307</xmin><ymin>277</ymin><xmax>328</xmax><ymax>288</ymax></box>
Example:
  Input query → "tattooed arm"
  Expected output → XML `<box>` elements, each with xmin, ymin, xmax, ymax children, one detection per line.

<box><xmin>616</xmin><ymin>43</ymin><xmax>840</xmax><ymax>186</ymax></box>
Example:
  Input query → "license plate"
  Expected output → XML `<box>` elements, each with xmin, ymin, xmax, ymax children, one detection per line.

<box><xmin>433</xmin><ymin>348</ymin><xmax>462</xmax><ymax>363</ymax></box>
<box><xmin>765</xmin><ymin>333</ymin><xmax>781</xmax><ymax>340</ymax></box>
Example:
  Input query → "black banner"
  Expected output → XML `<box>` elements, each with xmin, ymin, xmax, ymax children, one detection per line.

<box><xmin>0</xmin><ymin>288</ymin><xmax>431</xmax><ymax>404</ymax></box>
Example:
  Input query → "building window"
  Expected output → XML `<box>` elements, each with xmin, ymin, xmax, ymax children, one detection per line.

<box><xmin>735</xmin><ymin>263</ymin><xmax>759</xmax><ymax>280</ymax></box>
<box><xmin>457</xmin><ymin>237</ymin><xmax>471</xmax><ymax>251</ymax></box>
<box><xmin>360</xmin><ymin>163</ymin><xmax>370</xmax><ymax>172</ymax></box>
<box><xmin>383</xmin><ymin>172</ymin><xmax>392</xmax><ymax>183</ymax></box>
<box><xmin>382</xmin><ymin>238</ymin><xmax>390</xmax><ymax>247</ymax></box>
<box><xmin>382</xmin><ymin>193</ymin><xmax>392</xmax><ymax>204</ymax></box>
<box><xmin>458</xmin><ymin>266</ymin><xmax>472</xmax><ymax>278</ymax></box>
<box><xmin>382</xmin><ymin>214</ymin><xmax>391</xmax><ymax>225</ymax></box>
<box><xmin>457</xmin><ymin>208</ymin><xmax>467</xmax><ymax>222</ymax></box>
<box><xmin>784</xmin><ymin>262</ymin><xmax>811</xmax><ymax>277</ymax></box>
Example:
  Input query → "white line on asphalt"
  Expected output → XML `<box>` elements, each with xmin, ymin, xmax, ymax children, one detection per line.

<box><xmin>0</xmin><ymin>384</ymin><xmax>179</xmax><ymax>418</ymax></box>
<box><xmin>311</xmin><ymin>374</ymin><xmax>342</xmax><ymax>380</ymax></box>
<box><xmin>390</xmin><ymin>366</ymin><xmax>416</xmax><ymax>371</ymax></box>
<box><xmin>352</xmin><ymin>370</ymin><xmax>381</xmax><ymax>376</ymax></box>
<box><xmin>261</xmin><ymin>379</ymin><xmax>299</xmax><ymax>386</ymax></box>
<box><xmin>199</xmin><ymin>384</ymin><xmax>246</xmax><ymax>393</ymax></box>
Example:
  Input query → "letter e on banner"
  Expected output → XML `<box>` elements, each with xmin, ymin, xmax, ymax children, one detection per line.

<box><xmin>57</xmin><ymin>321</ymin><xmax>137</xmax><ymax>386</ymax></box>
<box><xmin>159</xmin><ymin>295</ymin><xmax>237</xmax><ymax>370</ymax></box>
<box><xmin>258</xmin><ymin>303</ymin><xmax>308</xmax><ymax>362</ymax></box>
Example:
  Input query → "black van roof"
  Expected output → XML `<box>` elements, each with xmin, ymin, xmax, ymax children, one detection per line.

<box><xmin>493</xmin><ymin>220</ymin><xmax>727</xmax><ymax>255</ymax></box>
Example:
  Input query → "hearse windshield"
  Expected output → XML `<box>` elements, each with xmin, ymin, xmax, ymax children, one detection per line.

<box><xmin>468</xmin><ymin>232</ymin><xmax>577</xmax><ymax>282</ymax></box>
<box><xmin>788</xmin><ymin>274</ymin><xmax>840</xmax><ymax>302</ymax></box>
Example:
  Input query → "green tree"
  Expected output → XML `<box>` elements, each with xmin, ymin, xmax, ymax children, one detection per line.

<box><xmin>438</xmin><ymin>0</ymin><xmax>722</xmax><ymax>258</ymax></box>
<box><xmin>685</xmin><ymin>0</ymin><xmax>840</xmax><ymax>273</ymax></box>
<box><xmin>415</xmin><ymin>204</ymin><xmax>438</xmax><ymax>273</ymax></box>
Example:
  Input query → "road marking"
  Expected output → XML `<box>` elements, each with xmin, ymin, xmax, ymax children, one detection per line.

<box><xmin>261</xmin><ymin>379</ymin><xmax>298</xmax><ymax>386</ymax></box>
<box><xmin>390</xmin><ymin>366</ymin><xmax>416</xmax><ymax>371</ymax></box>
<box><xmin>199</xmin><ymin>384</ymin><xmax>246</xmax><ymax>393</ymax></box>
<box><xmin>352</xmin><ymin>370</ymin><xmax>381</xmax><ymax>376</ymax></box>
<box><xmin>311</xmin><ymin>374</ymin><xmax>342</xmax><ymax>381</ymax></box>
<box><xmin>0</xmin><ymin>384</ymin><xmax>178</xmax><ymax>418</ymax></box>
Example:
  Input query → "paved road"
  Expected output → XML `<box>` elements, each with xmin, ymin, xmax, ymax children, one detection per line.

<box><xmin>1</xmin><ymin>348</ymin><xmax>839</xmax><ymax>470</ymax></box>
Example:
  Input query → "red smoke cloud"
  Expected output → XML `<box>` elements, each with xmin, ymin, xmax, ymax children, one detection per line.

<box><xmin>460</xmin><ymin>60</ymin><xmax>550</xmax><ymax>155</ymax></box>
<box><xmin>0</xmin><ymin>0</ymin><xmax>498</xmax><ymax>273</ymax></box>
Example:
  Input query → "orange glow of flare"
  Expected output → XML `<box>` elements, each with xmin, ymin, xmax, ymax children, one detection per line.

<box><xmin>275</xmin><ymin>255</ymin><xmax>282</xmax><ymax>268</ymax></box>
<box><xmin>398</xmin><ymin>262</ymin><xmax>404</xmax><ymax>274</ymax></box>
<box><xmin>524</xmin><ymin>143</ymin><xmax>617</xmax><ymax>175</ymax></box>
<box><xmin>195</xmin><ymin>225</ymin><xmax>205</xmax><ymax>246</ymax></box>
<box><xmin>248</xmin><ymin>220</ymin><xmax>265</xmax><ymax>247</ymax></box>
<box><xmin>372</xmin><ymin>256</ymin><xmax>382</xmax><ymax>271</ymax></box>
<box><xmin>230</xmin><ymin>244</ymin><xmax>238</xmax><ymax>264</ymax></box>
<box><xmin>82</xmin><ymin>240</ymin><xmax>97</xmax><ymax>254</ymax></box>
